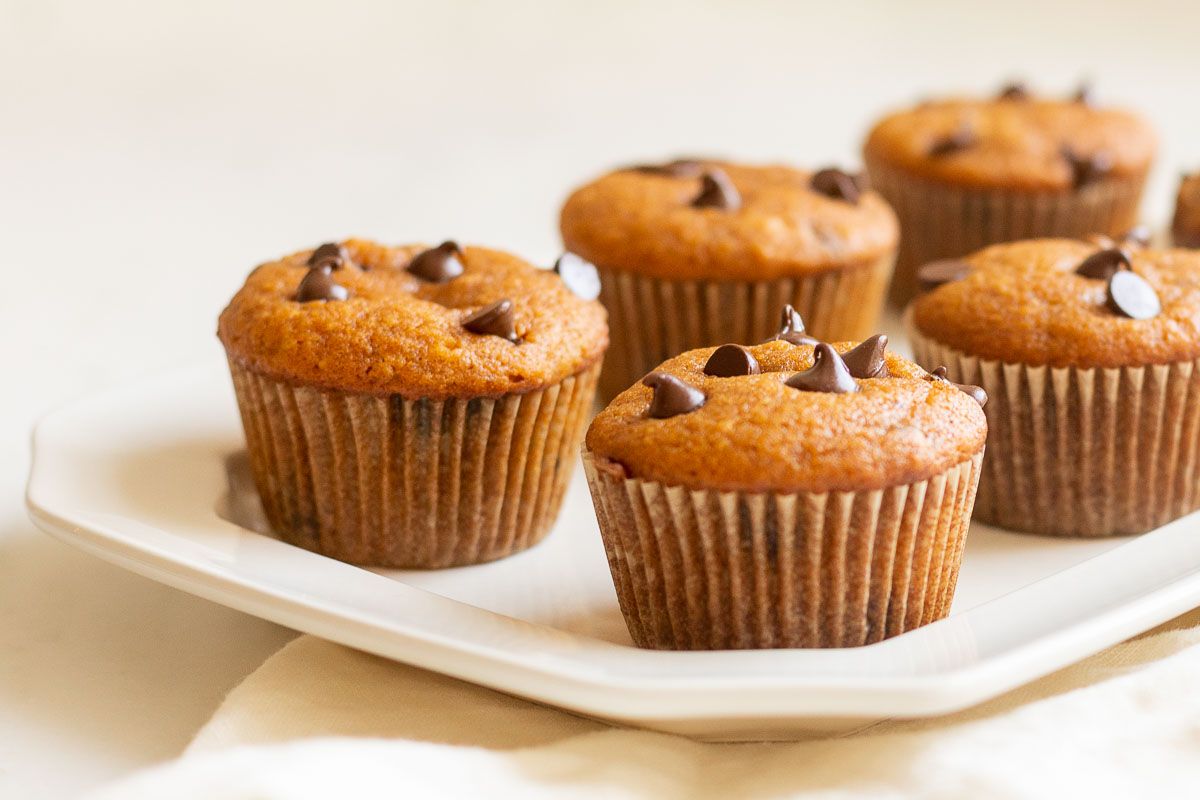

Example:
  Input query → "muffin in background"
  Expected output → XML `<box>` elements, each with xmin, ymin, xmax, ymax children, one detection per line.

<box><xmin>865</xmin><ymin>83</ymin><xmax>1157</xmax><ymax>303</ymax></box>
<box><xmin>560</xmin><ymin>159</ymin><xmax>899</xmax><ymax>400</ymax></box>
<box><xmin>583</xmin><ymin>325</ymin><xmax>986</xmax><ymax>650</ymax></box>
<box><xmin>218</xmin><ymin>239</ymin><xmax>608</xmax><ymax>568</ymax></box>
<box><xmin>909</xmin><ymin>238</ymin><xmax>1200</xmax><ymax>537</ymax></box>
<box><xmin>1172</xmin><ymin>172</ymin><xmax>1200</xmax><ymax>248</ymax></box>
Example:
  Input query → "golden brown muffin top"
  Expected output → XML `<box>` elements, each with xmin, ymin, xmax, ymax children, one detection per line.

<box><xmin>558</xmin><ymin>160</ymin><xmax>899</xmax><ymax>281</ymax></box>
<box><xmin>864</xmin><ymin>90</ymin><xmax>1156</xmax><ymax>191</ymax></box>
<box><xmin>585</xmin><ymin>339</ymin><xmax>987</xmax><ymax>493</ymax></box>
<box><xmin>911</xmin><ymin>239</ymin><xmax>1200</xmax><ymax>369</ymax></box>
<box><xmin>218</xmin><ymin>239</ymin><xmax>608</xmax><ymax>398</ymax></box>
<box><xmin>1173</xmin><ymin>173</ymin><xmax>1200</xmax><ymax>248</ymax></box>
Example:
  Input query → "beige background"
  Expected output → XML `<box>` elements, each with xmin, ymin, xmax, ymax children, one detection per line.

<box><xmin>3</xmin><ymin>0</ymin><xmax>1200</xmax><ymax>796</ymax></box>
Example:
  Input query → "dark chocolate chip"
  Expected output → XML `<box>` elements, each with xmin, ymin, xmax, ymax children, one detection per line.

<box><xmin>928</xmin><ymin>125</ymin><xmax>976</xmax><ymax>158</ymax></box>
<box><xmin>307</xmin><ymin>242</ymin><xmax>349</xmax><ymax>271</ymax></box>
<box><xmin>643</xmin><ymin>372</ymin><xmax>705</xmax><ymax>418</ymax></box>
<box><xmin>1061</xmin><ymin>146</ymin><xmax>1113</xmax><ymax>189</ymax></box>
<box><xmin>917</xmin><ymin>259</ymin><xmax>972</xmax><ymax>292</ymax></box>
<box><xmin>554</xmin><ymin>252</ymin><xmax>601</xmax><ymax>301</ymax></box>
<box><xmin>997</xmin><ymin>82</ymin><xmax>1029</xmax><ymax>101</ymax></box>
<box><xmin>842</xmin><ymin>334</ymin><xmax>890</xmax><ymax>379</ymax></box>
<box><xmin>785</xmin><ymin>343</ymin><xmax>858</xmax><ymax>394</ymax></box>
<box><xmin>703</xmin><ymin>344</ymin><xmax>761</xmax><ymax>377</ymax></box>
<box><xmin>770</xmin><ymin>303</ymin><xmax>819</xmax><ymax>346</ymax></box>
<box><xmin>629</xmin><ymin>159</ymin><xmax>706</xmax><ymax>179</ymax></box>
<box><xmin>1076</xmin><ymin>248</ymin><xmax>1131</xmax><ymax>280</ymax></box>
<box><xmin>1107</xmin><ymin>271</ymin><xmax>1161</xmax><ymax>320</ymax></box>
<box><xmin>810</xmin><ymin>167</ymin><xmax>862</xmax><ymax>204</ymax></box>
<box><xmin>463</xmin><ymin>299</ymin><xmax>520</xmax><ymax>342</ymax></box>
<box><xmin>407</xmin><ymin>241</ymin><xmax>464</xmax><ymax>283</ymax></box>
<box><xmin>295</xmin><ymin>267</ymin><xmax>348</xmax><ymax>303</ymax></box>
<box><xmin>928</xmin><ymin>366</ymin><xmax>988</xmax><ymax>407</ymax></box>
<box><xmin>1073</xmin><ymin>82</ymin><xmax>1095</xmax><ymax>106</ymax></box>
<box><xmin>692</xmin><ymin>169</ymin><xmax>741</xmax><ymax>211</ymax></box>
<box><xmin>1121</xmin><ymin>225</ymin><xmax>1152</xmax><ymax>248</ymax></box>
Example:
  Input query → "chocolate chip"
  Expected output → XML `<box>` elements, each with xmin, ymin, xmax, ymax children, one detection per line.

<box><xmin>1076</xmin><ymin>248</ymin><xmax>1131</xmax><ymax>280</ymax></box>
<box><xmin>785</xmin><ymin>343</ymin><xmax>858</xmax><ymax>394</ymax></box>
<box><xmin>643</xmin><ymin>373</ymin><xmax>705</xmax><ymax>418</ymax></box>
<box><xmin>928</xmin><ymin>125</ymin><xmax>976</xmax><ymax>158</ymax></box>
<box><xmin>463</xmin><ymin>299</ymin><xmax>520</xmax><ymax>342</ymax></box>
<box><xmin>810</xmin><ymin>167</ymin><xmax>862</xmax><ymax>204</ymax></box>
<box><xmin>928</xmin><ymin>366</ymin><xmax>988</xmax><ymax>407</ymax></box>
<box><xmin>769</xmin><ymin>303</ymin><xmax>819</xmax><ymax>346</ymax></box>
<box><xmin>307</xmin><ymin>242</ymin><xmax>349</xmax><ymax>271</ymax></box>
<box><xmin>1061</xmin><ymin>146</ymin><xmax>1113</xmax><ymax>189</ymax></box>
<box><xmin>1073</xmin><ymin>82</ymin><xmax>1095</xmax><ymax>106</ymax></box>
<box><xmin>554</xmin><ymin>252</ymin><xmax>601</xmax><ymax>300</ymax></box>
<box><xmin>295</xmin><ymin>267</ymin><xmax>348</xmax><ymax>303</ymax></box>
<box><xmin>917</xmin><ymin>259</ymin><xmax>972</xmax><ymax>292</ymax></box>
<box><xmin>407</xmin><ymin>241</ymin><xmax>464</xmax><ymax>283</ymax></box>
<box><xmin>1121</xmin><ymin>225</ymin><xmax>1152</xmax><ymax>248</ymax></box>
<box><xmin>629</xmin><ymin>159</ymin><xmax>706</xmax><ymax>179</ymax></box>
<box><xmin>1107</xmin><ymin>271</ymin><xmax>1161</xmax><ymax>320</ymax></box>
<box><xmin>842</xmin><ymin>334</ymin><xmax>890</xmax><ymax>379</ymax></box>
<box><xmin>692</xmin><ymin>169</ymin><xmax>741</xmax><ymax>211</ymax></box>
<box><xmin>997</xmin><ymin>82</ymin><xmax>1029</xmax><ymax>101</ymax></box>
<box><xmin>703</xmin><ymin>344</ymin><xmax>760</xmax><ymax>377</ymax></box>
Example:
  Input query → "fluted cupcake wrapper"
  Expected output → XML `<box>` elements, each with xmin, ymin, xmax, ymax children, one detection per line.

<box><xmin>595</xmin><ymin>256</ymin><xmax>895</xmax><ymax>401</ymax></box>
<box><xmin>582</xmin><ymin>449</ymin><xmax>983</xmax><ymax>650</ymax></box>
<box><xmin>908</xmin><ymin>325</ymin><xmax>1200</xmax><ymax>537</ymax></box>
<box><xmin>227</xmin><ymin>360</ymin><xmax>601</xmax><ymax>568</ymax></box>
<box><xmin>865</xmin><ymin>158</ymin><xmax>1148</xmax><ymax>305</ymax></box>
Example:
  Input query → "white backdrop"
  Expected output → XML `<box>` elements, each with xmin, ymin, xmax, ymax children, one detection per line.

<box><xmin>3</xmin><ymin>1</ymin><xmax>1200</xmax><ymax>796</ymax></box>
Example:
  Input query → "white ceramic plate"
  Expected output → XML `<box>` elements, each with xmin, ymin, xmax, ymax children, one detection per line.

<box><xmin>26</xmin><ymin>358</ymin><xmax>1200</xmax><ymax>740</ymax></box>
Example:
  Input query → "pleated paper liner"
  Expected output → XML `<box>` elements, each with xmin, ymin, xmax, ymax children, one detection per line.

<box><xmin>865</xmin><ymin>157</ymin><xmax>1148</xmax><ymax>305</ymax></box>
<box><xmin>228</xmin><ymin>359</ymin><xmax>600</xmax><ymax>568</ymax></box>
<box><xmin>583</xmin><ymin>448</ymin><xmax>983</xmax><ymax>650</ymax></box>
<box><xmin>595</xmin><ymin>254</ymin><xmax>895</xmax><ymax>401</ymax></box>
<box><xmin>908</xmin><ymin>325</ymin><xmax>1200</xmax><ymax>537</ymax></box>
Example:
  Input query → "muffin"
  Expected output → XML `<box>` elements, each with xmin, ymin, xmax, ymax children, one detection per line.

<box><xmin>865</xmin><ymin>82</ymin><xmax>1157</xmax><ymax>303</ymax></box>
<box><xmin>218</xmin><ymin>239</ymin><xmax>608</xmax><ymax>567</ymax></box>
<box><xmin>1172</xmin><ymin>172</ymin><xmax>1200</xmax><ymax>248</ymax></box>
<box><xmin>909</xmin><ymin>238</ymin><xmax>1200</xmax><ymax>537</ymax></box>
<box><xmin>583</xmin><ymin>325</ymin><xmax>987</xmax><ymax>650</ymax></box>
<box><xmin>559</xmin><ymin>159</ymin><xmax>900</xmax><ymax>400</ymax></box>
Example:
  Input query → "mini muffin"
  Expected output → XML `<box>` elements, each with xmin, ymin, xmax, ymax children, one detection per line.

<box><xmin>909</xmin><ymin>238</ymin><xmax>1200</xmax><ymax>537</ymax></box>
<box><xmin>559</xmin><ymin>159</ymin><xmax>899</xmax><ymax>400</ymax></box>
<box><xmin>583</xmin><ymin>325</ymin><xmax>987</xmax><ymax>650</ymax></box>
<box><xmin>219</xmin><ymin>239</ymin><xmax>608</xmax><ymax>568</ymax></box>
<box><xmin>1172</xmin><ymin>172</ymin><xmax>1200</xmax><ymax>248</ymax></box>
<box><xmin>865</xmin><ymin>82</ymin><xmax>1157</xmax><ymax>303</ymax></box>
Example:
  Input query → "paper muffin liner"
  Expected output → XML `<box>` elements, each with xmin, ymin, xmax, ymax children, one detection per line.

<box><xmin>594</xmin><ymin>255</ymin><xmax>895</xmax><ymax>400</ymax></box>
<box><xmin>908</xmin><ymin>324</ymin><xmax>1200</xmax><ymax>537</ymax></box>
<box><xmin>865</xmin><ymin>158</ymin><xmax>1148</xmax><ymax>305</ymax></box>
<box><xmin>582</xmin><ymin>448</ymin><xmax>983</xmax><ymax>650</ymax></box>
<box><xmin>227</xmin><ymin>359</ymin><xmax>601</xmax><ymax>568</ymax></box>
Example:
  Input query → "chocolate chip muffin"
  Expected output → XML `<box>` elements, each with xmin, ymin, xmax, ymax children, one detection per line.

<box><xmin>1172</xmin><ymin>172</ymin><xmax>1200</xmax><ymax>248</ymax></box>
<box><xmin>865</xmin><ymin>82</ymin><xmax>1157</xmax><ymax>303</ymax></box>
<box><xmin>219</xmin><ymin>239</ymin><xmax>608</xmax><ymax>567</ymax></box>
<box><xmin>583</xmin><ymin>320</ymin><xmax>986</xmax><ymax>650</ymax></box>
<box><xmin>909</xmin><ymin>238</ymin><xmax>1200</xmax><ymax>537</ymax></box>
<box><xmin>559</xmin><ymin>159</ymin><xmax>899</xmax><ymax>400</ymax></box>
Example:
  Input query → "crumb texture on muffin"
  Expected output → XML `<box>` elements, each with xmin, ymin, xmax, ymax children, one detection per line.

<box><xmin>585</xmin><ymin>341</ymin><xmax>986</xmax><ymax>493</ymax></box>
<box><xmin>559</xmin><ymin>161</ymin><xmax>899</xmax><ymax>281</ymax></box>
<box><xmin>218</xmin><ymin>240</ymin><xmax>609</xmax><ymax>398</ymax></box>
<box><xmin>911</xmin><ymin>239</ymin><xmax>1200</xmax><ymax>368</ymax></box>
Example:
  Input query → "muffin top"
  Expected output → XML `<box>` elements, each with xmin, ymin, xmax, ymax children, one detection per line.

<box><xmin>911</xmin><ymin>239</ymin><xmax>1200</xmax><ymax>369</ymax></box>
<box><xmin>559</xmin><ymin>160</ymin><xmax>899</xmax><ymax>281</ymax></box>
<box><xmin>1173</xmin><ymin>173</ymin><xmax>1200</xmax><ymax>248</ymax></box>
<box><xmin>218</xmin><ymin>239</ymin><xmax>608</xmax><ymax>398</ymax></box>
<box><xmin>585</xmin><ymin>336</ymin><xmax>987</xmax><ymax>493</ymax></box>
<box><xmin>864</xmin><ymin>85</ymin><xmax>1156</xmax><ymax>191</ymax></box>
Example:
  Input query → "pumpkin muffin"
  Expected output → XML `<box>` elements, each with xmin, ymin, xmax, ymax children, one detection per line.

<box><xmin>865</xmin><ymin>82</ymin><xmax>1157</xmax><ymax>303</ymax></box>
<box><xmin>219</xmin><ymin>239</ymin><xmax>608</xmax><ymax>567</ymax></box>
<box><xmin>909</xmin><ymin>238</ymin><xmax>1200</xmax><ymax>537</ymax></box>
<box><xmin>583</xmin><ymin>324</ymin><xmax>986</xmax><ymax>650</ymax></box>
<box><xmin>1172</xmin><ymin>172</ymin><xmax>1200</xmax><ymax>248</ymax></box>
<box><xmin>560</xmin><ymin>159</ymin><xmax>899</xmax><ymax>400</ymax></box>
